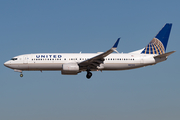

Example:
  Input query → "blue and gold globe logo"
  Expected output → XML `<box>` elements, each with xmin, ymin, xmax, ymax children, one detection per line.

<box><xmin>141</xmin><ymin>38</ymin><xmax>165</xmax><ymax>54</ymax></box>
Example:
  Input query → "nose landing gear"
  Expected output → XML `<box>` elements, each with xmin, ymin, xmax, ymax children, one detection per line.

<box><xmin>20</xmin><ymin>73</ymin><xmax>23</xmax><ymax>77</ymax></box>
<box><xmin>14</xmin><ymin>69</ymin><xmax>23</xmax><ymax>77</ymax></box>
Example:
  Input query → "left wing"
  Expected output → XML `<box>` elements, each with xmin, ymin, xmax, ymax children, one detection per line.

<box><xmin>78</xmin><ymin>38</ymin><xmax>120</xmax><ymax>71</ymax></box>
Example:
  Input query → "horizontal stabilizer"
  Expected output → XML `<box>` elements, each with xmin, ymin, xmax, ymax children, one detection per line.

<box><xmin>154</xmin><ymin>51</ymin><xmax>175</xmax><ymax>58</ymax></box>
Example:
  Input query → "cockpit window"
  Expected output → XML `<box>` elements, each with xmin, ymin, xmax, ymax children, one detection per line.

<box><xmin>11</xmin><ymin>58</ymin><xmax>18</xmax><ymax>61</ymax></box>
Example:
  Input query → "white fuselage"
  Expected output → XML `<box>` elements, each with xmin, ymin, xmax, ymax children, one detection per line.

<box><xmin>4</xmin><ymin>53</ymin><xmax>166</xmax><ymax>72</ymax></box>
<box><xmin>4</xmin><ymin>23</ymin><xmax>174</xmax><ymax>78</ymax></box>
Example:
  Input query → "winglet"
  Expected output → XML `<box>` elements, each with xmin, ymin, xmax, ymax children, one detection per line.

<box><xmin>112</xmin><ymin>38</ymin><xmax>120</xmax><ymax>48</ymax></box>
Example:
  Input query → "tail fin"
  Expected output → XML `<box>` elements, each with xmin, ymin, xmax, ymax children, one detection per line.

<box><xmin>141</xmin><ymin>23</ymin><xmax>172</xmax><ymax>54</ymax></box>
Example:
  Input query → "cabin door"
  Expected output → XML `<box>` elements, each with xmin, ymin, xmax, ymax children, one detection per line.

<box><xmin>23</xmin><ymin>56</ymin><xmax>28</xmax><ymax>64</ymax></box>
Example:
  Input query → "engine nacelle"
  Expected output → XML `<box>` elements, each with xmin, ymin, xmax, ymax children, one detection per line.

<box><xmin>61</xmin><ymin>63</ymin><xmax>79</xmax><ymax>75</ymax></box>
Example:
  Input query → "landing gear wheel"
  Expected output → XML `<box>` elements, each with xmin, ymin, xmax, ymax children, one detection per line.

<box><xmin>20</xmin><ymin>74</ymin><xmax>23</xmax><ymax>77</ymax></box>
<box><xmin>86</xmin><ymin>71</ymin><xmax>92</xmax><ymax>79</ymax></box>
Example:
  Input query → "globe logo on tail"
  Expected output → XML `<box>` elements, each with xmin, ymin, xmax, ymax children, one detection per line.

<box><xmin>141</xmin><ymin>38</ymin><xmax>165</xmax><ymax>54</ymax></box>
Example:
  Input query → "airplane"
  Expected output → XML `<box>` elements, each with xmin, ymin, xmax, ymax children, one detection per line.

<box><xmin>4</xmin><ymin>23</ymin><xmax>175</xmax><ymax>79</ymax></box>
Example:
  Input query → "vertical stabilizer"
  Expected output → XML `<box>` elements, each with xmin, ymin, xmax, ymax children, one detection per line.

<box><xmin>141</xmin><ymin>23</ymin><xmax>172</xmax><ymax>54</ymax></box>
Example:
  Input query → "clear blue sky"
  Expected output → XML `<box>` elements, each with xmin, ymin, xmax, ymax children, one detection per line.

<box><xmin>0</xmin><ymin>0</ymin><xmax>180</xmax><ymax>120</ymax></box>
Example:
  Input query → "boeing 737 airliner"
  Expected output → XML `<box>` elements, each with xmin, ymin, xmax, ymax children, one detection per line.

<box><xmin>4</xmin><ymin>23</ymin><xmax>175</xmax><ymax>79</ymax></box>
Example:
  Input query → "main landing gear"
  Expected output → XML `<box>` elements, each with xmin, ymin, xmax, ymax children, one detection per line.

<box><xmin>86</xmin><ymin>70</ymin><xmax>92</xmax><ymax>79</ymax></box>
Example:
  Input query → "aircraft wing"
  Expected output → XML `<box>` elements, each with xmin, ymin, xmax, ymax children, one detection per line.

<box><xmin>78</xmin><ymin>38</ymin><xmax>120</xmax><ymax>70</ymax></box>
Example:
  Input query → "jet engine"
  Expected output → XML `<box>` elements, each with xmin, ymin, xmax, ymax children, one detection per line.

<box><xmin>61</xmin><ymin>63</ymin><xmax>79</xmax><ymax>75</ymax></box>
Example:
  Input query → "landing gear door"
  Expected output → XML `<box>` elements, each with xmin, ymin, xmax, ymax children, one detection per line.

<box><xmin>23</xmin><ymin>56</ymin><xmax>28</xmax><ymax>64</ymax></box>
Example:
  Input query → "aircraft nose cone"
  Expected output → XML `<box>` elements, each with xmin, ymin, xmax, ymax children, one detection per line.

<box><xmin>4</xmin><ymin>61</ymin><xmax>10</xmax><ymax>67</ymax></box>
<box><xmin>4</xmin><ymin>62</ymin><xmax>8</xmax><ymax>66</ymax></box>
